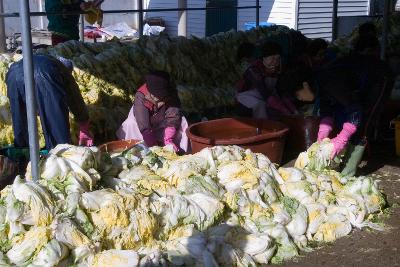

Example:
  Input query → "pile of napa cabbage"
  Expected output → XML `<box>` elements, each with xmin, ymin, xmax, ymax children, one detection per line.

<box><xmin>0</xmin><ymin>141</ymin><xmax>386</xmax><ymax>266</ymax></box>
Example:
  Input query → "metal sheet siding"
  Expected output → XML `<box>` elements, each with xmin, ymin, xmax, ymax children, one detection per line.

<box><xmin>4</xmin><ymin>0</ymin><xmax>44</xmax><ymax>37</ymax></box>
<box><xmin>187</xmin><ymin>0</ymin><xmax>206</xmax><ymax>37</ymax></box>
<box><xmin>5</xmin><ymin>0</ymin><xmax>144</xmax><ymax>37</ymax></box>
<box><xmin>296</xmin><ymin>0</ymin><xmax>369</xmax><ymax>40</ymax></box>
<box><xmin>237</xmin><ymin>0</ymin><xmax>296</xmax><ymax>31</ymax></box>
<box><xmin>144</xmin><ymin>0</ymin><xmax>179</xmax><ymax>36</ymax></box>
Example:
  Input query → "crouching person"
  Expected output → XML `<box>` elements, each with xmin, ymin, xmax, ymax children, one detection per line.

<box><xmin>117</xmin><ymin>71</ymin><xmax>189</xmax><ymax>153</ymax></box>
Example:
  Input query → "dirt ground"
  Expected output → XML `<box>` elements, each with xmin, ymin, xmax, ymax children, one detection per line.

<box><xmin>280</xmin><ymin>140</ymin><xmax>400</xmax><ymax>267</ymax></box>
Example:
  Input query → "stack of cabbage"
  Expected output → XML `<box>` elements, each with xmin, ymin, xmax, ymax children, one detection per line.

<box><xmin>0</xmin><ymin>141</ymin><xmax>385</xmax><ymax>266</ymax></box>
<box><xmin>333</xmin><ymin>13</ymin><xmax>400</xmax><ymax>57</ymax></box>
<box><xmin>0</xmin><ymin>25</ymin><xmax>304</xmax><ymax>146</ymax></box>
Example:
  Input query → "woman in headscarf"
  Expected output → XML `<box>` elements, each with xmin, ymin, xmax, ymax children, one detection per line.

<box><xmin>235</xmin><ymin>41</ymin><xmax>297</xmax><ymax>119</ymax></box>
<box><xmin>117</xmin><ymin>71</ymin><xmax>189</xmax><ymax>153</ymax></box>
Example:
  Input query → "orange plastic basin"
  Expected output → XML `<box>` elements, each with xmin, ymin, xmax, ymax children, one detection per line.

<box><xmin>98</xmin><ymin>139</ymin><xmax>141</xmax><ymax>154</ymax></box>
<box><xmin>186</xmin><ymin>118</ymin><xmax>289</xmax><ymax>164</ymax></box>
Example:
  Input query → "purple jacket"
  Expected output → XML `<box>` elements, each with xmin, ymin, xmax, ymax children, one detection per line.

<box><xmin>133</xmin><ymin>84</ymin><xmax>181</xmax><ymax>134</ymax></box>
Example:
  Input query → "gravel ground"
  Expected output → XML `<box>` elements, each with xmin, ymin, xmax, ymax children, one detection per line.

<box><xmin>280</xmin><ymin>141</ymin><xmax>400</xmax><ymax>267</ymax></box>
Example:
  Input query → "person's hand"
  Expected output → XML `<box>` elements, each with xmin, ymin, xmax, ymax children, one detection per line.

<box><xmin>164</xmin><ymin>127</ymin><xmax>179</xmax><ymax>152</ymax></box>
<box><xmin>317</xmin><ymin>117</ymin><xmax>334</xmax><ymax>142</ymax></box>
<box><xmin>330</xmin><ymin>122</ymin><xmax>357</xmax><ymax>159</ymax></box>
<box><xmin>79</xmin><ymin>121</ymin><xmax>94</xmax><ymax>146</ymax></box>
<box><xmin>267</xmin><ymin>96</ymin><xmax>291</xmax><ymax>115</ymax></box>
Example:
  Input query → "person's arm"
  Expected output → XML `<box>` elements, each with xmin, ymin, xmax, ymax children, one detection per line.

<box><xmin>163</xmin><ymin>95</ymin><xmax>182</xmax><ymax>152</ymax></box>
<box><xmin>321</xmin><ymin>80</ymin><xmax>362</xmax><ymax>158</ymax></box>
<box><xmin>61</xmin><ymin>68</ymin><xmax>89</xmax><ymax>123</ymax></box>
<box><xmin>165</xmin><ymin>107</ymin><xmax>182</xmax><ymax>129</ymax></box>
<box><xmin>134</xmin><ymin>93</ymin><xmax>157</xmax><ymax>147</ymax></box>
<box><xmin>57</xmin><ymin>62</ymin><xmax>94</xmax><ymax>145</ymax></box>
<box><xmin>244</xmin><ymin>65</ymin><xmax>270</xmax><ymax>100</ymax></box>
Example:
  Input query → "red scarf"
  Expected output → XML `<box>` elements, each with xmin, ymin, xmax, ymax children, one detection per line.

<box><xmin>137</xmin><ymin>84</ymin><xmax>156</xmax><ymax>111</ymax></box>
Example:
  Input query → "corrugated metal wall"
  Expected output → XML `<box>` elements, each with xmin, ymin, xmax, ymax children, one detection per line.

<box><xmin>266</xmin><ymin>0</ymin><xmax>297</xmax><ymax>28</ymax></box>
<box><xmin>144</xmin><ymin>0</ymin><xmax>207</xmax><ymax>38</ymax></box>
<box><xmin>297</xmin><ymin>0</ymin><xmax>334</xmax><ymax>40</ymax></box>
<box><xmin>338</xmin><ymin>0</ymin><xmax>370</xmax><ymax>16</ymax></box>
<box><xmin>5</xmin><ymin>0</ymin><xmax>140</xmax><ymax>37</ymax></box>
<box><xmin>237</xmin><ymin>0</ymin><xmax>296</xmax><ymax>31</ymax></box>
<box><xmin>4</xmin><ymin>0</ymin><xmax>44</xmax><ymax>36</ymax></box>
<box><xmin>296</xmin><ymin>0</ymin><xmax>370</xmax><ymax>40</ymax></box>
<box><xmin>187</xmin><ymin>0</ymin><xmax>206</xmax><ymax>37</ymax></box>
<box><xmin>144</xmin><ymin>0</ymin><xmax>179</xmax><ymax>36</ymax></box>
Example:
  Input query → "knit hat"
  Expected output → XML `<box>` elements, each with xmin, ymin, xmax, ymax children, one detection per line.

<box><xmin>145</xmin><ymin>71</ymin><xmax>171</xmax><ymax>98</ymax></box>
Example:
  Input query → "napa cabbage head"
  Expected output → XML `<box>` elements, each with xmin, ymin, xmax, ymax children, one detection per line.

<box><xmin>6</xmin><ymin>226</ymin><xmax>51</xmax><ymax>266</ymax></box>
<box><xmin>11</xmin><ymin>176</ymin><xmax>55</xmax><ymax>226</ymax></box>
<box><xmin>217</xmin><ymin>161</ymin><xmax>261</xmax><ymax>192</ymax></box>
<box><xmin>176</xmin><ymin>175</ymin><xmax>224</xmax><ymax>198</ymax></box>
<box><xmin>49</xmin><ymin>144</ymin><xmax>100</xmax><ymax>170</ymax></box>
<box><xmin>29</xmin><ymin>239</ymin><xmax>69</xmax><ymax>267</ymax></box>
<box><xmin>295</xmin><ymin>140</ymin><xmax>335</xmax><ymax>171</ymax></box>
<box><xmin>165</xmin><ymin>193</ymin><xmax>225</xmax><ymax>232</ymax></box>
<box><xmin>90</xmin><ymin>249</ymin><xmax>139</xmax><ymax>267</ymax></box>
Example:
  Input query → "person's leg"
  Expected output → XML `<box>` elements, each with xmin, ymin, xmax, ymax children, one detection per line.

<box><xmin>341</xmin><ymin>141</ymin><xmax>366</xmax><ymax>177</ymax></box>
<box><xmin>253</xmin><ymin>101</ymin><xmax>268</xmax><ymax>119</ymax></box>
<box><xmin>51</xmin><ymin>34</ymin><xmax>69</xmax><ymax>46</ymax></box>
<box><xmin>35</xmin><ymin>68</ymin><xmax>71</xmax><ymax>150</ymax></box>
<box><xmin>6</xmin><ymin>65</ymin><xmax>29</xmax><ymax>148</ymax></box>
<box><xmin>236</xmin><ymin>90</ymin><xmax>268</xmax><ymax>119</ymax></box>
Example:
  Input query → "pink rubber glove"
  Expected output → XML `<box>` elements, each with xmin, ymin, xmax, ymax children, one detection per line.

<box><xmin>79</xmin><ymin>121</ymin><xmax>94</xmax><ymax>146</ymax></box>
<box><xmin>142</xmin><ymin>129</ymin><xmax>158</xmax><ymax>147</ymax></box>
<box><xmin>317</xmin><ymin>117</ymin><xmax>334</xmax><ymax>141</ymax></box>
<box><xmin>267</xmin><ymin>96</ymin><xmax>291</xmax><ymax>115</ymax></box>
<box><xmin>164</xmin><ymin>127</ymin><xmax>179</xmax><ymax>152</ymax></box>
<box><xmin>330</xmin><ymin>122</ymin><xmax>357</xmax><ymax>158</ymax></box>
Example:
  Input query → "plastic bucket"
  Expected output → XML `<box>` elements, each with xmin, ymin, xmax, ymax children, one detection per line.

<box><xmin>0</xmin><ymin>146</ymin><xmax>49</xmax><ymax>162</ymax></box>
<box><xmin>0</xmin><ymin>146</ymin><xmax>49</xmax><ymax>189</ymax></box>
<box><xmin>244</xmin><ymin>22</ymin><xmax>274</xmax><ymax>31</ymax></box>
<box><xmin>0</xmin><ymin>155</ymin><xmax>17</xmax><ymax>190</ymax></box>
<box><xmin>186</xmin><ymin>118</ymin><xmax>289</xmax><ymax>164</ymax></box>
<box><xmin>98</xmin><ymin>139</ymin><xmax>141</xmax><ymax>154</ymax></box>
<box><xmin>277</xmin><ymin>115</ymin><xmax>321</xmax><ymax>153</ymax></box>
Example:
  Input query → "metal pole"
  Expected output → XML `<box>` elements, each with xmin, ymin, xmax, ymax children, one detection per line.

<box><xmin>0</xmin><ymin>0</ymin><xmax>6</xmax><ymax>52</ymax></box>
<box><xmin>178</xmin><ymin>0</ymin><xmax>187</xmax><ymax>36</ymax></box>
<box><xmin>256</xmin><ymin>0</ymin><xmax>260</xmax><ymax>27</ymax></box>
<box><xmin>332</xmin><ymin>0</ymin><xmax>338</xmax><ymax>41</ymax></box>
<box><xmin>38</xmin><ymin>0</ymin><xmax>45</xmax><ymax>30</ymax></box>
<box><xmin>381</xmin><ymin>0</ymin><xmax>390</xmax><ymax>60</ymax></box>
<box><xmin>80</xmin><ymin>14</ymin><xmax>84</xmax><ymax>42</ymax></box>
<box><xmin>19</xmin><ymin>0</ymin><xmax>40</xmax><ymax>182</ymax></box>
<box><xmin>138</xmin><ymin>0</ymin><xmax>143</xmax><ymax>36</ymax></box>
<box><xmin>133</xmin><ymin>0</ymin><xmax>139</xmax><ymax>30</ymax></box>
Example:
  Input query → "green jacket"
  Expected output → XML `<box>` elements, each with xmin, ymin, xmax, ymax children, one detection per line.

<box><xmin>45</xmin><ymin>0</ymin><xmax>83</xmax><ymax>40</ymax></box>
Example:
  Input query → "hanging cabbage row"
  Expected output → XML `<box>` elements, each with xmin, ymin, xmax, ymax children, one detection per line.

<box><xmin>0</xmin><ymin>141</ymin><xmax>386</xmax><ymax>266</ymax></box>
<box><xmin>0</xmin><ymin>25</ymin><xmax>305</xmax><ymax>146</ymax></box>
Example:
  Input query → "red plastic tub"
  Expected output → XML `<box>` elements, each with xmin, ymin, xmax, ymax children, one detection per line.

<box><xmin>186</xmin><ymin>118</ymin><xmax>289</xmax><ymax>164</ymax></box>
<box><xmin>98</xmin><ymin>139</ymin><xmax>141</xmax><ymax>154</ymax></box>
